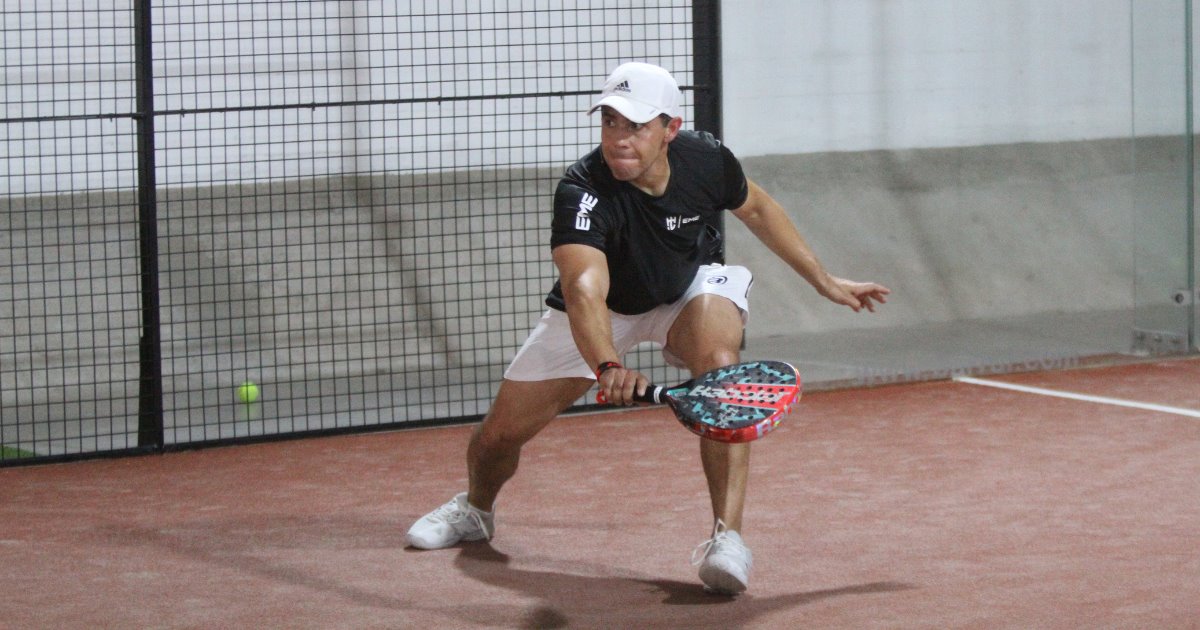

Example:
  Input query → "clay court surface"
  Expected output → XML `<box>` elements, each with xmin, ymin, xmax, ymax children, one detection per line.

<box><xmin>2</xmin><ymin>358</ymin><xmax>1198</xmax><ymax>629</ymax></box>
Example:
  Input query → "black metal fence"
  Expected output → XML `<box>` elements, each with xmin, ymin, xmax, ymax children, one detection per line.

<box><xmin>1</xmin><ymin>1</ymin><xmax>722</xmax><ymax>465</ymax></box>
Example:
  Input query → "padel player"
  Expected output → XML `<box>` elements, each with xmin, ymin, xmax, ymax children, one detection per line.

<box><xmin>407</xmin><ymin>62</ymin><xmax>890</xmax><ymax>595</ymax></box>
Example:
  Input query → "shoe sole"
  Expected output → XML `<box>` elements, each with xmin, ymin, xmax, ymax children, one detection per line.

<box><xmin>405</xmin><ymin>529</ymin><xmax>492</xmax><ymax>550</ymax></box>
<box><xmin>698</xmin><ymin>564</ymin><xmax>748</xmax><ymax>595</ymax></box>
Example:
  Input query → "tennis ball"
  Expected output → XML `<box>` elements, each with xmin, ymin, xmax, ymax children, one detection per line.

<box><xmin>237</xmin><ymin>381</ymin><xmax>259</xmax><ymax>404</ymax></box>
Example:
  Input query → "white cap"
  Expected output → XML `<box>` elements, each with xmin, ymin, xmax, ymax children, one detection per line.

<box><xmin>587</xmin><ymin>62</ymin><xmax>682</xmax><ymax>123</ymax></box>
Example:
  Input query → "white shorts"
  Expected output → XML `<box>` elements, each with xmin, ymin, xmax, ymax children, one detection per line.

<box><xmin>504</xmin><ymin>264</ymin><xmax>753</xmax><ymax>381</ymax></box>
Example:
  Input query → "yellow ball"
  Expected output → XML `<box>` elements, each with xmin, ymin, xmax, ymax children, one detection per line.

<box><xmin>237</xmin><ymin>381</ymin><xmax>259</xmax><ymax>404</ymax></box>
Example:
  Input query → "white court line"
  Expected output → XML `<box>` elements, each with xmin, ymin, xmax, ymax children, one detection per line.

<box><xmin>952</xmin><ymin>376</ymin><xmax>1200</xmax><ymax>419</ymax></box>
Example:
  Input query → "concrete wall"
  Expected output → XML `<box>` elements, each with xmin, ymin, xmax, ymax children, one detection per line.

<box><xmin>155</xmin><ymin>171</ymin><xmax>557</xmax><ymax>388</ymax></box>
<box><xmin>2</xmin><ymin>137</ymin><xmax>1149</xmax><ymax>381</ymax></box>
<box><xmin>0</xmin><ymin>191</ymin><xmax>142</xmax><ymax>390</ymax></box>
<box><xmin>730</xmin><ymin>139</ymin><xmax>1137</xmax><ymax>338</ymax></box>
<box><xmin>1</xmin><ymin>134</ymin><xmax>1180</xmax><ymax>454</ymax></box>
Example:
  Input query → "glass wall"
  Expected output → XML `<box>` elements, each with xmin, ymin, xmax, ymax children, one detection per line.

<box><xmin>1132</xmin><ymin>0</ymin><xmax>1197</xmax><ymax>354</ymax></box>
<box><xmin>722</xmin><ymin>0</ymin><xmax>1197</xmax><ymax>389</ymax></box>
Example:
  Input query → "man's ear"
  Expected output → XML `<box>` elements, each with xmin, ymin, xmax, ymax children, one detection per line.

<box><xmin>664</xmin><ymin>116</ymin><xmax>683</xmax><ymax>142</ymax></box>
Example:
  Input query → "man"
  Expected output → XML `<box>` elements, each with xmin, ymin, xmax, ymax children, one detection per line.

<box><xmin>407</xmin><ymin>62</ymin><xmax>890</xmax><ymax>595</ymax></box>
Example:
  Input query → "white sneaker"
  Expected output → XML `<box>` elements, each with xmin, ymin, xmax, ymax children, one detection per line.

<box><xmin>406</xmin><ymin>492</ymin><xmax>495</xmax><ymax>550</ymax></box>
<box><xmin>692</xmin><ymin>519</ymin><xmax>753</xmax><ymax>595</ymax></box>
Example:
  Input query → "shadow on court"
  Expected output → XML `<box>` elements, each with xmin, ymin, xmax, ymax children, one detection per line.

<box><xmin>450</xmin><ymin>543</ymin><xmax>915</xmax><ymax>629</ymax></box>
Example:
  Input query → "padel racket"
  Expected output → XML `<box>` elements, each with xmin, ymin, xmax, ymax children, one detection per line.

<box><xmin>624</xmin><ymin>360</ymin><xmax>801</xmax><ymax>443</ymax></box>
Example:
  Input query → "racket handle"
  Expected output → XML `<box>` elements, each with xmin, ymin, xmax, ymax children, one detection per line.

<box><xmin>632</xmin><ymin>385</ymin><xmax>664</xmax><ymax>404</ymax></box>
<box><xmin>597</xmin><ymin>385</ymin><xmax>665</xmax><ymax>405</ymax></box>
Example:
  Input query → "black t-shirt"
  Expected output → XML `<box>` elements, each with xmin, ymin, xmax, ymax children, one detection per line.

<box><xmin>546</xmin><ymin>129</ymin><xmax>749</xmax><ymax>315</ymax></box>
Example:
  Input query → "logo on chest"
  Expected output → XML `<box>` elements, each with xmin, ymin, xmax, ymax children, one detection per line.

<box><xmin>664</xmin><ymin>215</ymin><xmax>700</xmax><ymax>231</ymax></box>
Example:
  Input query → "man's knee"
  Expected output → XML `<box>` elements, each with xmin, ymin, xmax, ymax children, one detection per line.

<box><xmin>689</xmin><ymin>348</ymin><xmax>741</xmax><ymax>376</ymax></box>
<box><xmin>473</xmin><ymin>409</ymin><xmax>538</xmax><ymax>454</ymax></box>
<box><xmin>474</xmin><ymin>378</ymin><xmax>590</xmax><ymax>451</ymax></box>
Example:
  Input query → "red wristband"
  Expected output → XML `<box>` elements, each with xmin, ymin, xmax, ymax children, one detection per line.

<box><xmin>594</xmin><ymin>361</ymin><xmax>622</xmax><ymax>379</ymax></box>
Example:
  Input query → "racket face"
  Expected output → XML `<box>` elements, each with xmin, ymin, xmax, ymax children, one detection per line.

<box><xmin>665</xmin><ymin>361</ymin><xmax>802</xmax><ymax>443</ymax></box>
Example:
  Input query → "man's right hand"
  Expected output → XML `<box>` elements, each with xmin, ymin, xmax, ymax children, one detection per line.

<box><xmin>596</xmin><ymin>363</ymin><xmax>651</xmax><ymax>405</ymax></box>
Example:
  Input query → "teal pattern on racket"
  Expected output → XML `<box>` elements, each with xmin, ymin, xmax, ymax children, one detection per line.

<box><xmin>632</xmin><ymin>360</ymin><xmax>802</xmax><ymax>443</ymax></box>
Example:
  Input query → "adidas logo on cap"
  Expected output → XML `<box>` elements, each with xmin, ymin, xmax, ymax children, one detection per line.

<box><xmin>588</xmin><ymin>62</ymin><xmax>682</xmax><ymax>123</ymax></box>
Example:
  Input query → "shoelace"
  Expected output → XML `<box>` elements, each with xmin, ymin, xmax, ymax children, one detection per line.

<box><xmin>690</xmin><ymin>519</ymin><xmax>746</xmax><ymax>566</ymax></box>
<box><xmin>431</xmin><ymin>501</ymin><xmax>465</xmax><ymax>523</ymax></box>
<box><xmin>431</xmin><ymin>498</ymin><xmax>489</xmax><ymax>532</ymax></box>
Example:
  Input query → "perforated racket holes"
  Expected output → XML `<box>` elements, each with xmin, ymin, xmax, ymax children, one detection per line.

<box><xmin>690</xmin><ymin>384</ymin><xmax>793</xmax><ymax>403</ymax></box>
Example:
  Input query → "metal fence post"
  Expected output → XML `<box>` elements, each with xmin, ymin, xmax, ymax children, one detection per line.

<box><xmin>692</xmin><ymin>0</ymin><xmax>726</xmax><ymax>265</ymax></box>
<box><xmin>692</xmin><ymin>0</ymin><xmax>723</xmax><ymax>139</ymax></box>
<box><xmin>134</xmin><ymin>0</ymin><xmax>164</xmax><ymax>450</ymax></box>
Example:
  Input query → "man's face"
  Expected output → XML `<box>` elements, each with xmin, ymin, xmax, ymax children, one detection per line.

<box><xmin>599</xmin><ymin>107</ymin><xmax>680</xmax><ymax>187</ymax></box>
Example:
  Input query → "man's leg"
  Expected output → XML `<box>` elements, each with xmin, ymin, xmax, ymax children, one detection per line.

<box><xmin>467</xmin><ymin>376</ymin><xmax>593</xmax><ymax>511</ymax></box>
<box><xmin>406</xmin><ymin>375</ymin><xmax>592</xmax><ymax>550</ymax></box>
<box><xmin>665</xmin><ymin>293</ymin><xmax>755</xmax><ymax>594</ymax></box>
<box><xmin>665</xmin><ymin>293</ymin><xmax>749</xmax><ymax>528</ymax></box>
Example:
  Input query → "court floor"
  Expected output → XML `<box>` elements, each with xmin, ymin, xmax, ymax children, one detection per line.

<box><xmin>1</xmin><ymin>357</ymin><xmax>1197</xmax><ymax>628</ymax></box>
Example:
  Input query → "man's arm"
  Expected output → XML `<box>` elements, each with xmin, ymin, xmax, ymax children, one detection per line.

<box><xmin>731</xmin><ymin>178</ymin><xmax>890</xmax><ymax>312</ymax></box>
<box><xmin>552</xmin><ymin>243</ymin><xmax>646</xmax><ymax>403</ymax></box>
